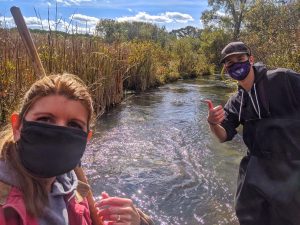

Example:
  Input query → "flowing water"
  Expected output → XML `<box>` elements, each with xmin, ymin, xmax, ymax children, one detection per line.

<box><xmin>83</xmin><ymin>77</ymin><xmax>247</xmax><ymax>225</ymax></box>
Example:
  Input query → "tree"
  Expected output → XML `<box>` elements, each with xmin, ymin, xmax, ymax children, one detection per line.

<box><xmin>95</xmin><ymin>20</ymin><xmax>170</xmax><ymax>45</ymax></box>
<box><xmin>95</xmin><ymin>19</ymin><xmax>120</xmax><ymax>43</ymax></box>
<box><xmin>199</xmin><ymin>28</ymin><xmax>231</xmax><ymax>70</ymax></box>
<box><xmin>170</xmin><ymin>26</ymin><xmax>202</xmax><ymax>38</ymax></box>
<box><xmin>201</xmin><ymin>0</ymin><xmax>252</xmax><ymax>40</ymax></box>
<box><xmin>242</xmin><ymin>0</ymin><xmax>300</xmax><ymax>71</ymax></box>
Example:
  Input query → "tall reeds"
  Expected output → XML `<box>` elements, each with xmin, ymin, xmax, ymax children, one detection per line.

<box><xmin>0</xmin><ymin>28</ymin><xmax>36</xmax><ymax>123</ymax></box>
<box><xmin>0</xmin><ymin>28</ymin><xmax>176</xmax><ymax>124</ymax></box>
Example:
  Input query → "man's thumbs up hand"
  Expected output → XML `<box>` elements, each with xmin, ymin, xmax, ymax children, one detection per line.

<box><xmin>203</xmin><ymin>99</ymin><xmax>225</xmax><ymax>125</ymax></box>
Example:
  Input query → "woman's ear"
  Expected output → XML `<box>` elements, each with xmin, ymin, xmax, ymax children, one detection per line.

<box><xmin>87</xmin><ymin>130</ymin><xmax>93</xmax><ymax>141</ymax></box>
<box><xmin>11</xmin><ymin>113</ymin><xmax>21</xmax><ymax>141</ymax></box>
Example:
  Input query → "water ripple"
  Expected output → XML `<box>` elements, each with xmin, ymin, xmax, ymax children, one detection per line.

<box><xmin>82</xmin><ymin>79</ymin><xmax>244</xmax><ymax>224</ymax></box>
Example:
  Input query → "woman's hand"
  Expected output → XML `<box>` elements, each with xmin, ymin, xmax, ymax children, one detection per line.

<box><xmin>96</xmin><ymin>192</ymin><xmax>141</xmax><ymax>225</ymax></box>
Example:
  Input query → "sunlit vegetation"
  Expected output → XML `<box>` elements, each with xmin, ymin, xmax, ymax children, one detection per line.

<box><xmin>242</xmin><ymin>0</ymin><xmax>300</xmax><ymax>70</ymax></box>
<box><xmin>0</xmin><ymin>0</ymin><xmax>299</xmax><ymax>124</ymax></box>
<box><xmin>201</xmin><ymin>0</ymin><xmax>299</xmax><ymax>71</ymax></box>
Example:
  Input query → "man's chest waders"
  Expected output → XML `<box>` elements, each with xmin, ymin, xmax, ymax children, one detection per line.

<box><xmin>236</xmin><ymin>117</ymin><xmax>300</xmax><ymax>225</ymax></box>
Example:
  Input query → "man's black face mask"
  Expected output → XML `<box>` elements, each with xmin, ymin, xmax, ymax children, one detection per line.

<box><xmin>17</xmin><ymin>120</ymin><xmax>88</xmax><ymax>178</ymax></box>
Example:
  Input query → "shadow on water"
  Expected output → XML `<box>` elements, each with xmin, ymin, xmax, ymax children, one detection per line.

<box><xmin>82</xmin><ymin>76</ymin><xmax>247</xmax><ymax>225</ymax></box>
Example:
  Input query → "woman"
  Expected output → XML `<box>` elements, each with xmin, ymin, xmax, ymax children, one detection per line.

<box><xmin>0</xmin><ymin>74</ymin><xmax>153</xmax><ymax>225</ymax></box>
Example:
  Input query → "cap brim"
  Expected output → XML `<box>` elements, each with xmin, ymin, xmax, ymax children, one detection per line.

<box><xmin>220</xmin><ymin>51</ymin><xmax>249</xmax><ymax>63</ymax></box>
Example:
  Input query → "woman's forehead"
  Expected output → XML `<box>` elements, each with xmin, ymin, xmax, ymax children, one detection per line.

<box><xmin>26</xmin><ymin>95</ymin><xmax>89</xmax><ymax>121</ymax></box>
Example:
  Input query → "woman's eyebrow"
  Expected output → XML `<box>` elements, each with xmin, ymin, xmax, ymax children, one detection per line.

<box><xmin>32</xmin><ymin>112</ymin><xmax>54</xmax><ymax>117</ymax></box>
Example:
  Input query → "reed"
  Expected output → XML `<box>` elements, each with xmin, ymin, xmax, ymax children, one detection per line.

<box><xmin>0</xmin><ymin>28</ymin><xmax>177</xmax><ymax>124</ymax></box>
<box><xmin>0</xmin><ymin>28</ymin><xmax>36</xmax><ymax>123</ymax></box>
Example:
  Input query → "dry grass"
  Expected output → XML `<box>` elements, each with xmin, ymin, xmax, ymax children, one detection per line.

<box><xmin>0</xmin><ymin>28</ymin><xmax>176</xmax><ymax>124</ymax></box>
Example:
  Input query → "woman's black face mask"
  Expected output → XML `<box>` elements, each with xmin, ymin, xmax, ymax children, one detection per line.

<box><xmin>17</xmin><ymin>120</ymin><xmax>88</xmax><ymax>178</ymax></box>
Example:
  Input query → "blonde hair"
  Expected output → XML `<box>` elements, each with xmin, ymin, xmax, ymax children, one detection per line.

<box><xmin>0</xmin><ymin>73</ymin><xmax>94</xmax><ymax>217</ymax></box>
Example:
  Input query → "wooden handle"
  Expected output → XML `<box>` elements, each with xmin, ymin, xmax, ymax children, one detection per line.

<box><xmin>10</xmin><ymin>6</ymin><xmax>46</xmax><ymax>78</ymax></box>
<box><xmin>10</xmin><ymin>6</ymin><xmax>102</xmax><ymax>225</ymax></box>
<box><xmin>75</xmin><ymin>167</ymin><xmax>103</xmax><ymax>225</ymax></box>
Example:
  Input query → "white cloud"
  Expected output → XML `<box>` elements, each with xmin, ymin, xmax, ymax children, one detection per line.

<box><xmin>198</xmin><ymin>19</ymin><xmax>204</xmax><ymax>29</ymax></box>
<box><xmin>70</xmin><ymin>13</ymin><xmax>99</xmax><ymax>26</ymax></box>
<box><xmin>117</xmin><ymin>12</ymin><xmax>172</xmax><ymax>23</ymax></box>
<box><xmin>82</xmin><ymin>0</ymin><xmax>207</xmax><ymax>8</ymax></box>
<box><xmin>165</xmin><ymin>12</ymin><xmax>194</xmax><ymax>23</ymax></box>
<box><xmin>0</xmin><ymin>16</ymin><xmax>55</xmax><ymax>30</ymax></box>
<box><xmin>0</xmin><ymin>16</ymin><xmax>95</xmax><ymax>34</ymax></box>
<box><xmin>0</xmin><ymin>16</ymin><xmax>14</xmax><ymax>28</ymax></box>
<box><xmin>56</xmin><ymin>0</ymin><xmax>93</xmax><ymax>6</ymax></box>
<box><xmin>117</xmin><ymin>11</ymin><xmax>193</xmax><ymax>24</ymax></box>
<box><xmin>216</xmin><ymin>10</ymin><xmax>226</xmax><ymax>17</ymax></box>
<box><xmin>25</xmin><ymin>17</ymin><xmax>47</xmax><ymax>26</ymax></box>
<box><xmin>56</xmin><ymin>0</ymin><xmax>71</xmax><ymax>6</ymax></box>
<box><xmin>127</xmin><ymin>8</ymin><xmax>133</xmax><ymax>12</ymax></box>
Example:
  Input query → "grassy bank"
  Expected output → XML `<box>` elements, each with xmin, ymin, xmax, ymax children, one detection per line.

<box><xmin>0</xmin><ymin>28</ymin><xmax>182</xmax><ymax>123</ymax></box>
<box><xmin>1</xmin><ymin>0</ymin><xmax>299</xmax><ymax>123</ymax></box>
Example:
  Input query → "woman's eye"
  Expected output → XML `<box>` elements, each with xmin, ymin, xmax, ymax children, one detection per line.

<box><xmin>36</xmin><ymin>117</ymin><xmax>52</xmax><ymax>123</ymax></box>
<box><xmin>68</xmin><ymin>121</ymin><xmax>83</xmax><ymax>130</ymax></box>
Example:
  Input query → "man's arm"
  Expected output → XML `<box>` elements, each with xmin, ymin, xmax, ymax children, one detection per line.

<box><xmin>205</xmin><ymin>97</ymin><xmax>241</xmax><ymax>142</ymax></box>
<box><xmin>208</xmin><ymin>123</ymin><xmax>227</xmax><ymax>143</ymax></box>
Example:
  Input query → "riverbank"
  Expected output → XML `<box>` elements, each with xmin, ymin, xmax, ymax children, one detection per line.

<box><xmin>2</xmin><ymin>0</ymin><xmax>299</xmax><ymax>123</ymax></box>
<box><xmin>0</xmin><ymin>28</ymin><xmax>215</xmax><ymax>124</ymax></box>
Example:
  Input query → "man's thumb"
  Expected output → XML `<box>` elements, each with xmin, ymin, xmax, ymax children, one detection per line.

<box><xmin>204</xmin><ymin>99</ymin><xmax>214</xmax><ymax>110</ymax></box>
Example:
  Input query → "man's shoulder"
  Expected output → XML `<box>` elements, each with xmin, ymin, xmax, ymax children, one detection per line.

<box><xmin>267</xmin><ymin>67</ymin><xmax>287</xmax><ymax>74</ymax></box>
<box><xmin>265</xmin><ymin>68</ymin><xmax>300</xmax><ymax>86</ymax></box>
<box><xmin>266</xmin><ymin>67</ymin><xmax>298</xmax><ymax>78</ymax></box>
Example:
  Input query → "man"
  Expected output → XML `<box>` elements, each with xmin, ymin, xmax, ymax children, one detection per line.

<box><xmin>205</xmin><ymin>41</ymin><xmax>300</xmax><ymax>225</ymax></box>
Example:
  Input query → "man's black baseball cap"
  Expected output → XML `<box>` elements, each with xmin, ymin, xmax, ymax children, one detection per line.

<box><xmin>220</xmin><ymin>41</ymin><xmax>251</xmax><ymax>63</ymax></box>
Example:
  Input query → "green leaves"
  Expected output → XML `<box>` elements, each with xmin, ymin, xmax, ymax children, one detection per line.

<box><xmin>242</xmin><ymin>0</ymin><xmax>300</xmax><ymax>71</ymax></box>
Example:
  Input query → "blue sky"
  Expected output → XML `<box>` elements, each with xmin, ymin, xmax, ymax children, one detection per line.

<box><xmin>0</xmin><ymin>0</ymin><xmax>209</xmax><ymax>33</ymax></box>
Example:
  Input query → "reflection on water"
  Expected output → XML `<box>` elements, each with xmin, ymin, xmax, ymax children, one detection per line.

<box><xmin>82</xmin><ymin>77</ymin><xmax>247</xmax><ymax>225</ymax></box>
